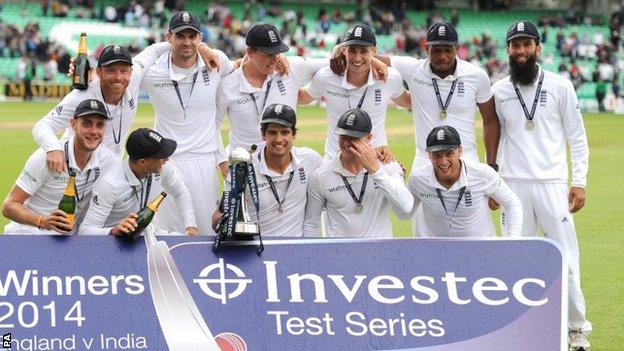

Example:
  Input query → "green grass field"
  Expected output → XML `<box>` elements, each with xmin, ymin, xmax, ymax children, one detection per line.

<box><xmin>1</xmin><ymin>101</ymin><xmax>623</xmax><ymax>349</ymax></box>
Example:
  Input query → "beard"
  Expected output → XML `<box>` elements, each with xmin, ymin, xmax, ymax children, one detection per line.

<box><xmin>509</xmin><ymin>53</ymin><xmax>539</xmax><ymax>86</ymax></box>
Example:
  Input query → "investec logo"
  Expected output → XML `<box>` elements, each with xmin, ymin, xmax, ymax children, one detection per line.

<box><xmin>193</xmin><ymin>259</ymin><xmax>549</xmax><ymax>307</ymax></box>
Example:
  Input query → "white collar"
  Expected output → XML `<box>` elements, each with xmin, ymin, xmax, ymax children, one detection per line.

<box><xmin>168</xmin><ymin>53</ymin><xmax>205</xmax><ymax>81</ymax></box>
<box><xmin>256</xmin><ymin>147</ymin><xmax>301</xmax><ymax>176</ymax></box>
<box><xmin>65</xmin><ymin>135</ymin><xmax>102</xmax><ymax>173</ymax></box>
<box><xmin>123</xmin><ymin>160</ymin><xmax>143</xmax><ymax>187</ymax></box>
<box><xmin>340</xmin><ymin>69</ymin><xmax>376</xmax><ymax>90</ymax></box>
<box><xmin>331</xmin><ymin>154</ymin><xmax>369</xmax><ymax>177</ymax></box>
<box><xmin>238</xmin><ymin>61</ymin><xmax>278</xmax><ymax>94</ymax></box>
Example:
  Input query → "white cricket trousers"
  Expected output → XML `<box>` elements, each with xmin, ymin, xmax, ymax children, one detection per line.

<box><xmin>153</xmin><ymin>153</ymin><xmax>220</xmax><ymax>236</ymax></box>
<box><xmin>503</xmin><ymin>181</ymin><xmax>592</xmax><ymax>334</ymax></box>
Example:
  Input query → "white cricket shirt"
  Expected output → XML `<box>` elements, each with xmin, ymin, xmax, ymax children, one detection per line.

<box><xmin>390</xmin><ymin>56</ymin><xmax>493</xmax><ymax>163</ymax></box>
<box><xmin>216</xmin><ymin>56</ymin><xmax>325</xmax><ymax>152</ymax></box>
<box><xmin>493</xmin><ymin>67</ymin><xmax>589</xmax><ymax>187</ymax></box>
<box><xmin>408</xmin><ymin>158</ymin><xmax>522</xmax><ymax>237</ymax></box>
<box><xmin>79</xmin><ymin>160</ymin><xmax>196</xmax><ymax>235</ymax></box>
<box><xmin>4</xmin><ymin>136</ymin><xmax>119</xmax><ymax>235</ymax></box>
<box><xmin>142</xmin><ymin>50</ymin><xmax>233</xmax><ymax>159</ymax></box>
<box><xmin>243</xmin><ymin>146</ymin><xmax>322</xmax><ymax>237</ymax></box>
<box><xmin>33</xmin><ymin>43</ymin><xmax>171</xmax><ymax>156</ymax></box>
<box><xmin>303</xmin><ymin>157</ymin><xmax>413</xmax><ymax>238</ymax></box>
<box><xmin>306</xmin><ymin>67</ymin><xmax>405</xmax><ymax>158</ymax></box>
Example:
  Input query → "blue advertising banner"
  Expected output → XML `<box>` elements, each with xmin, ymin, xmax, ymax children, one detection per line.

<box><xmin>0</xmin><ymin>236</ymin><xmax>566</xmax><ymax>351</ymax></box>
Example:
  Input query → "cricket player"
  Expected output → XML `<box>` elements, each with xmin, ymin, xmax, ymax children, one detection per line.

<box><xmin>215</xmin><ymin>22</ymin><xmax>387</xmax><ymax>155</ymax></box>
<box><xmin>408</xmin><ymin>125</ymin><xmax>522</xmax><ymax>237</ymax></box>
<box><xmin>213</xmin><ymin>104</ymin><xmax>322</xmax><ymax>236</ymax></box>
<box><xmin>367</xmin><ymin>22</ymin><xmax>501</xmax><ymax>237</ymax></box>
<box><xmin>33</xmin><ymin>42</ymin><xmax>171</xmax><ymax>169</ymax></box>
<box><xmin>303</xmin><ymin>109</ymin><xmax>413</xmax><ymax>237</ymax></box>
<box><xmin>140</xmin><ymin>11</ymin><xmax>234</xmax><ymax>235</ymax></box>
<box><xmin>492</xmin><ymin>20</ymin><xmax>591</xmax><ymax>351</ymax></box>
<box><xmin>3</xmin><ymin>99</ymin><xmax>118</xmax><ymax>234</ymax></box>
<box><xmin>298</xmin><ymin>23</ymin><xmax>411</xmax><ymax>160</ymax></box>
<box><xmin>80</xmin><ymin>128</ymin><xmax>197</xmax><ymax>236</ymax></box>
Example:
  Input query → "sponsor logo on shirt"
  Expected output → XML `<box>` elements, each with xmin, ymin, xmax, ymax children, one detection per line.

<box><xmin>326</xmin><ymin>89</ymin><xmax>350</xmax><ymax>98</ymax></box>
<box><xmin>234</xmin><ymin>96</ymin><xmax>254</xmax><ymax>105</ymax></box>
<box><xmin>153</xmin><ymin>81</ymin><xmax>175</xmax><ymax>88</ymax></box>
<box><xmin>328</xmin><ymin>184</ymin><xmax>348</xmax><ymax>193</ymax></box>
<box><xmin>22</xmin><ymin>170</ymin><xmax>38</xmax><ymax>183</ymax></box>
<box><xmin>499</xmin><ymin>95</ymin><xmax>519</xmax><ymax>104</ymax></box>
<box><xmin>54</xmin><ymin>105</ymin><xmax>63</xmax><ymax>116</ymax></box>
<box><xmin>52</xmin><ymin>174</ymin><xmax>68</xmax><ymax>182</ymax></box>
<box><xmin>419</xmin><ymin>192</ymin><xmax>439</xmax><ymax>199</ymax></box>
<box><xmin>412</xmin><ymin>78</ymin><xmax>434</xmax><ymax>88</ymax></box>
<box><xmin>122</xmin><ymin>191</ymin><xmax>136</xmax><ymax>204</ymax></box>
<box><xmin>256</xmin><ymin>181</ymin><xmax>271</xmax><ymax>189</ymax></box>
<box><xmin>134</xmin><ymin>60</ymin><xmax>145</xmax><ymax>69</ymax></box>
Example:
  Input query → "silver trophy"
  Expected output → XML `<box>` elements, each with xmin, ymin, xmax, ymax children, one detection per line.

<box><xmin>213</xmin><ymin>147</ymin><xmax>263</xmax><ymax>254</ymax></box>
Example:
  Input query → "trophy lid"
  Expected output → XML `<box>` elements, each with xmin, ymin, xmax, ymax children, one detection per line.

<box><xmin>229</xmin><ymin>147</ymin><xmax>252</xmax><ymax>164</ymax></box>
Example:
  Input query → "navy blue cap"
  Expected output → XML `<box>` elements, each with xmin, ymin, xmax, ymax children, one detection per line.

<box><xmin>426</xmin><ymin>125</ymin><xmax>462</xmax><ymax>152</ymax></box>
<box><xmin>427</xmin><ymin>22</ymin><xmax>459</xmax><ymax>46</ymax></box>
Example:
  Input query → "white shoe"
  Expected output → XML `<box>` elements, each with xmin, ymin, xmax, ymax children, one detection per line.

<box><xmin>569</xmin><ymin>330</ymin><xmax>591</xmax><ymax>351</ymax></box>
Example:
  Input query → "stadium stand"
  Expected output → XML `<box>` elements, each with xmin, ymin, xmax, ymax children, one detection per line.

<box><xmin>0</xmin><ymin>1</ymin><xmax>620</xmax><ymax>110</ymax></box>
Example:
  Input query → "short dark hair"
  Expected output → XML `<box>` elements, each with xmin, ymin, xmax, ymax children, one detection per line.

<box><xmin>261</xmin><ymin>122</ymin><xmax>297</xmax><ymax>134</ymax></box>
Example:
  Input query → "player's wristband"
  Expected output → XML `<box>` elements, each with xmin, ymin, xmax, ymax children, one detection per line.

<box><xmin>488</xmin><ymin>163</ymin><xmax>499</xmax><ymax>172</ymax></box>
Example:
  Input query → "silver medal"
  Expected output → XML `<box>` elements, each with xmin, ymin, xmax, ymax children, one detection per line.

<box><xmin>525</xmin><ymin>120</ymin><xmax>535</xmax><ymax>130</ymax></box>
<box><xmin>354</xmin><ymin>203</ymin><xmax>363</xmax><ymax>214</ymax></box>
<box><xmin>439</xmin><ymin>110</ymin><xmax>447</xmax><ymax>120</ymax></box>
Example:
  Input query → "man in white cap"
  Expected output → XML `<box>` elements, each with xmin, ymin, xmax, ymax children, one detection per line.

<box><xmin>493</xmin><ymin>20</ymin><xmax>591</xmax><ymax>351</ymax></box>
<box><xmin>303</xmin><ymin>109</ymin><xmax>413</xmax><ymax>237</ymax></box>
<box><xmin>408</xmin><ymin>125</ymin><xmax>522</xmax><ymax>237</ymax></box>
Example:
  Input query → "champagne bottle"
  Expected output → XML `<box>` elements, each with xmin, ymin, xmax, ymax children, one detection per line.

<box><xmin>72</xmin><ymin>32</ymin><xmax>89</xmax><ymax>90</ymax></box>
<box><xmin>127</xmin><ymin>192</ymin><xmax>167</xmax><ymax>238</ymax></box>
<box><xmin>58</xmin><ymin>170</ymin><xmax>77</xmax><ymax>229</ymax></box>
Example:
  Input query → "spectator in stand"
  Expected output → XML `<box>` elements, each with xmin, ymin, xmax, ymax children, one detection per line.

<box><xmin>318</xmin><ymin>9</ymin><xmax>330</xmax><ymax>34</ymax></box>
<box><xmin>595</xmin><ymin>76</ymin><xmax>607</xmax><ymax>112</ymax></box>
<box><xmin>43</xmin><ymin>54</ymin><xmax>57</xmax><ymax>82</ymax></box>
<box><xmin>17</xmin><ymin>55</ymin><xmax>36</xmax><ymax>101</ymax></box>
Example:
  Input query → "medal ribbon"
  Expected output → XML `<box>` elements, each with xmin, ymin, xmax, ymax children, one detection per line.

<box><xmin>340</xmin><ymin>172</ymin><xmax>369</xmax><ymax>208</ymax></box>
<box><xmin>513</xmin><ymin>71</ymin><xmax>544</xmax><ymax>124</ymax></box>
<box><xmin>435</xmin><ymin>186</ymin><xmax>466</xmax><ymax>228</ymax></box>
<box><xmin>431</xmin><ymin>78</ymin><xmax>457</xmax><ymax>114</ymax></box>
